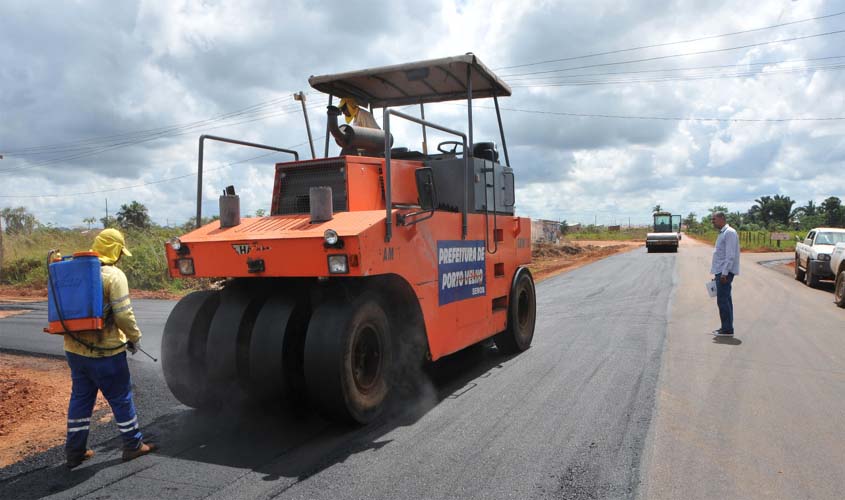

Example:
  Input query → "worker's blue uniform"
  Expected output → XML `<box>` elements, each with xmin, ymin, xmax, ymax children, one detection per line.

<box><xmin>64</xmin><ymin>230</ymin><xmax>146</xmax><ymax>463</ymax></box>
<box><xmin>66</xmin><ymin>351</ymin><xmax>142</xmax><ymax>456</ymax></box>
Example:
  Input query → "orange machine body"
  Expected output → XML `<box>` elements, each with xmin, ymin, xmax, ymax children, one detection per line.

<box><xmin>167</xmin><ymin>155</ymin><xmax>531</xmax><ymax>361</ymax></box>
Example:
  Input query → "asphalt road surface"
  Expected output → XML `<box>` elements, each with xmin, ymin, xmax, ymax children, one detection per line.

<box><xmin>1</xmin><ymin>237</ymin><xmax>843</xmax><ymax>499</ymax></box>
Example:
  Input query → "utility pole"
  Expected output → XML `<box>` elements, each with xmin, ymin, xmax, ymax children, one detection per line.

<box><xmin>294</xmin><ymin>92</ymin><xmax>316</xmax><ymax>159</ymax></box>
<box><xmin>105</xmin><ymin>198</ymin><xmax>109</xmax><ymax>228</ymax></box>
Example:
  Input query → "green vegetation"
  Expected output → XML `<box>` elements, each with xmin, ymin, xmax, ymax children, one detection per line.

<box><xmin>0</xmin><ymin>226</ymin><xmax>192</xmax><ymax>291</ymax></box>
<box><xmin>688</xmin><ymin>230</ymin><xmax>804</xmax><ymax>252</ymax></box>
<box><xmin>1</xmin><ymin>203</ymin><xmax>198</xmax><ymax>292</ymax></box>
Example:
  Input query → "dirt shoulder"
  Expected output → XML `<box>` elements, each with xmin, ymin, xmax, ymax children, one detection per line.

<box><xmin>0</xmin><ymin>352</ymin><xmax>111</xmax><ymax>468</ymax></box>
<box><xmin>531</xmin><ymin>240</ymin><xmax>641</xmax><ymax>282</ymax></box>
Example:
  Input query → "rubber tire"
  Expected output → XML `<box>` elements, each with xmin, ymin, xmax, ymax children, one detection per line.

<box><xmin>495</xmin><ymin>269</ymin><xmax>537</xmax><ymax>354</ymax></box>
<box><xmin>205</xmin><ymin>288</ymin><xmax>263</xmax><ymax>403</ymax></box>
<box><xmin>805</xmin><ymin>262</ymin><xmax>819</xmax><ymax>288</ymax></box>
<box><xmin>794</xmin><ymin>256</ymin><xmax>805</xmax><ymax>282</ymax></box>
<box><xmin>161</xmin><ymin>290</ymin><xmax>220</xmax><ymax>409</ymax></box>
<box><xmin>304</xmin><ymin>292</ymin><xmax>392</xmax><ymax>424</ymax></box>
<box><xmin>834</xmin><ymin>271</ymin><xmax>845</xmax><ymax>308</ymax></box>
<box><xmin>249</xmin><ymin>294</ymin><xmax>308</xmax><ymax>404</ymax></box>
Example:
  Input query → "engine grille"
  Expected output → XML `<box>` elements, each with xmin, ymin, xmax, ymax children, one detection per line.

<box><xmin>273</xmin><ymin>159</ymin><xmax>347</xmax><ymax>215</ymax></box>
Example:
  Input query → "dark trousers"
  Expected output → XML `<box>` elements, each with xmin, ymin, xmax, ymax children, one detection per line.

<box><xmin>65</xmin><ymin>351</ymin><xmax>143</xmax><ymax>459</ymax></box>
<box><xmin>715</xmin><ymin>273</ymin><xmax>734</xmax><ymax>333</ymax></box>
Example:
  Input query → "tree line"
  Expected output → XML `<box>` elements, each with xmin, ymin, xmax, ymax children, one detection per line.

<box><xmin>681</xmin><ymin>195</ymin><xmax>844</xmax><ymax>233</ymax></box>
<box><xmin>0</xmin><ymin>201</ymin><xmax>276</xmax><ymax>236</ymax></box>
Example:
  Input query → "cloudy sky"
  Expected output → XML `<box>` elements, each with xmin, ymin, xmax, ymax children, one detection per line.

<box><xmin>1</xmin><ymin>0</ymin><xmax>844</xmax><ymax>227</ymax></box>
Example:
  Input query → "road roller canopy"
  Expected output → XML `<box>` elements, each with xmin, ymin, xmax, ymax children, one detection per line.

<box><xmin>308</xmin><ymin>53</ymin><xmax>511</xmax><ymax>108</ymax></box>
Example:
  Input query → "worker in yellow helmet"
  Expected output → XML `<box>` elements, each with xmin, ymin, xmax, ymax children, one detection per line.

<box><xmin>338</xmin><ymin>97</ymin><xmax>381</xmax><ymax>129</ymax></box>
<box><xmin>64</xmin><ymin>228</ymin><xmax>157</xmax><ymax>469</ymax></box>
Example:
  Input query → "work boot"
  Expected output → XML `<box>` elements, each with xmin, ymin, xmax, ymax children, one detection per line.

<box><xmin>122</xmin><ymin>442</ymin><xmax>158</xmax><ymax>462</ymax></box>
<box><xmin>66</xmin><ymin>449</ymin><xmax>95</xmax><ymax>469</ymax></box>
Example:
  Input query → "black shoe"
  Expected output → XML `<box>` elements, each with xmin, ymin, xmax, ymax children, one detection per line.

<box><xmin>713</xmin><ymin>330</ymin><xmax>734</xmax><ymax>337</ymax></box>
<box><xmin>66</xmin><ymin>449</ymin><xmax>94</xmax><ymax>469</ymax></box>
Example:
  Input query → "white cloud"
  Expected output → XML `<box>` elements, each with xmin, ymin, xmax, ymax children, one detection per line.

<box><xmin>0</xmin><ymin>0</ymin><xmax>843</xmax><ymax>228</ymax></box>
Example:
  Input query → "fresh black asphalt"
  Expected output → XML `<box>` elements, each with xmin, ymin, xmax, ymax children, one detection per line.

<box><xmin>0</xmin><ymin>247</ymin><xmax>675</xmax><ymax>499</ymax></box>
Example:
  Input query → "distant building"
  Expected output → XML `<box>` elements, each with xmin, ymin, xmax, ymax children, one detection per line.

<box><xmin>531</xmin><ymin>219</ymin><xmax>561</xmax><ymax>243</ymax></box>
<box><xmin>608</xmin><ymin>225</ymin><xmax>621</xmax><ymax>232</ymax></box>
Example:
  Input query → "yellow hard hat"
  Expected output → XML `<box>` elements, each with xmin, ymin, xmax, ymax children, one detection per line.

<box><xmin>92</xmin><ymin>228</ymin><xmax>132</xmax><ymax>264</ymax></box>
<box><xmin>338</xmin><ymin>97</ymin><xmax>359</xmax><ymax>124</ymax></box>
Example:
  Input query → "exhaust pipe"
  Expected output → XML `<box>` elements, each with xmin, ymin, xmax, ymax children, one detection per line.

<box><xmin>327</xmin><ymin>106</ymin><xmax>393</xmax><ymax>155</ymax></box>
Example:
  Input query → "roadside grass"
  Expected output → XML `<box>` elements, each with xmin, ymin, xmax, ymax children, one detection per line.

<box><xmin>687</xmin><ymin>230</ymin><xmax>803</xmax><ymax>252</ymax></box>
<box><xmin>1</xmin><ymin>227</ymin><xmax>197</xmax><ymax>292</ymax></box>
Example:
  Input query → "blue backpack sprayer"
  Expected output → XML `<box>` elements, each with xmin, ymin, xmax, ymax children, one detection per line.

<box><xmin>45</xmin><ymin>250</ymin><xmax>156</xmax><ymax>361</ymax></box>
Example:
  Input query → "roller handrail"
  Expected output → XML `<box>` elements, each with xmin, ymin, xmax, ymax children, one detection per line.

<box><xmin>196</xmin><ymin>134</ymin><xmax>299</xmax><ymax>229</ymax></box>
<box><xmin>382</xmin><ymin>109</ymin><xmax>468</xmax><ymax>242</ymax></box>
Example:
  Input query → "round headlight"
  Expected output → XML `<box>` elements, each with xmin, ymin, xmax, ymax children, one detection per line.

<box><xmin>324</xmin><ymin>229</ymin><xmax>339</xmax><ymax>245</ymax></box>
<box><xmin>168</xmin><ymin>237</ymin><xmax>182</xmax><ymax>251</ymax></box>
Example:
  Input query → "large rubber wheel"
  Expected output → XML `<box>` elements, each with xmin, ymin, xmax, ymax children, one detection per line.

<box><xmin>161</xmin><ymin>290</ymin><xmax>220</xmax><ymax>408</ymax></box>
<box><xmin>834</xmin><ymin>271</ymin><xmax>845</xmax><ymax>308</ymax></box>
<box><xmin>805</xmin><ymin>262</ymin><xmax>819</xmax><ymax>288</ymax></box>
<box><xmin>205</xmin><ymin>288</ymin><xmax>265</xmax><ymax>403</ymax></box>
<box><xmin>794</xmin><ymin>256</ymin><xmax>805</xmax><ymax>282</ymax></box>
<box><xmin>495</xmin><ymin>269</ymin><xmax>537</xmax><ymax>354</ymax></box>
<box><xmin>249</xmin><ymin>294</ymin><xmax>309</xmax><ymax>404</ymax></box>
<box><xmin>304</xmin><ymin>292</ymin><xmax>392</xmax><ymax>424</ymax></box>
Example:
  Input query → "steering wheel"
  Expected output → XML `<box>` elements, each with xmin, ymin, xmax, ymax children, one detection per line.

<box><xmin>437</xmin><ymin>141</ymin><xmax>464</xmax><ymax>155</ymax></box>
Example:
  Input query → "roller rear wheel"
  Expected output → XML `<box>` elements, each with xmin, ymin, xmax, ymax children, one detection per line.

<box><xmin>495</xmin><ymin>268</ymin><xmax>537</xmax><ymax>354</ymax></box>
<box><xmin>304</xmin><ymin>292</ymin><xmax>392</xmax><ymax>424</ymax></box>
<box><xmin>162</xmin><ymin>290</ymin><xmax>220</xmax><ymax>408</ymax></box>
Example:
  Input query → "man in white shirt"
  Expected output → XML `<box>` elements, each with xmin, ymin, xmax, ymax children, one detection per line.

<box><xmin>710</xmin><ymin>212</ymin><xmax>740</xmax><ymax>337</ymax></box>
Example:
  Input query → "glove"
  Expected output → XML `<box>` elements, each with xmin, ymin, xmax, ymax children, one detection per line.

<box><xmin>127</xmin><ymin>341</ymin><xmax>139</xmax><ymax>355</ymax></box>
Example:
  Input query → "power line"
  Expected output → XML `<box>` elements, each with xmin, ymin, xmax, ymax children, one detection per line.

<box><xmin>0</xmin><ymin>90</ymin><xmax>320</xmax><ymax>155</ymax></box>
<box><xmin>495</xmin><ymin>10</ymin><xmax>845</xmax><ymax>70</ymax></box>
<box><xmin>502</xmin><ymin>54</ymin><xmax>845</xmax><ymax>82</ymax></box>
<box><xmin>508</xmin><ymin>61</ymin><xmax>845</xmax><ymax>87</ymax></box>
<box><xmin>461</xmin><ymin>104</ymin><xmax>845</xmax><ymax>122</ymax></box>
<box><xmin>499</xmin><ymin>29</ymin><xmax>845</xmax><ymax>78</ymax></box>
<box><xmin>0</xmin><ymin>137</ymin><xmax>324</xmax><ymax>199</ymax></box>
<box><xmin>0</xmin><ymin>102</ymin><xmax>324</xmax><ymax>175</ymax></box>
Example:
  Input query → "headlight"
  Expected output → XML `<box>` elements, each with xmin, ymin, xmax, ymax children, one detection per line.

<box><xmin>177</xmin><ymin>258</ymin><xmax>195</xmax><ymax>275</ymax></box>
<box><xmin>324</xmin><ymin>229</ymin><xmax>339</xmax><ymax>246</ymax></box>
<box><xmin>167</xmin><ymin>237</ymin><xmax>182</xmax><ymax>251</ymax></box>
<box><xmin>327</xmin><ymin>255</ymin><xmax>348</xmax><ymax>274</ymax></box>
<box><xmin>817</xmin><ymin>254</ymin><xmax>831</xmax><ymax>262</ymax></box>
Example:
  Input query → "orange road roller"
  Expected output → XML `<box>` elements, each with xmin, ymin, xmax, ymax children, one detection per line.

<box><xmin>162</xmin><ymin>54</ymin><xmax>536</xmax><ymax>424</ymax></box>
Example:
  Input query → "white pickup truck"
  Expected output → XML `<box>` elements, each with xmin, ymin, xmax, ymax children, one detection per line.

<box><xmin>794</xmin><ymin>228</ymin><xmax>845</xmax><ymax>288</ymax></box>
<box><xmin>830</xmin><ymin>242</ymin><xmax>845</xmax><ymax>307</ymax></box>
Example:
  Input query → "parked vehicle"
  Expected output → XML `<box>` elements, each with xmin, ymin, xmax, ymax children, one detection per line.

<box><xmin>794</xmin><ymin>228</ymin><xmax>845</xmax><ymax>288</ymax></box>
<box><xmin>830</xmin><ymin>242</ymin><xmax>845</xmax><ymax>307</ymax></box>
